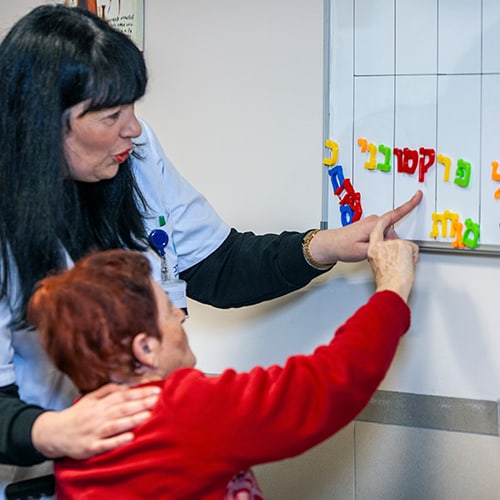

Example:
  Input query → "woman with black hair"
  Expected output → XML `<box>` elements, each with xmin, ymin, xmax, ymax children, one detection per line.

<box><xmin>0</xmin><ymin>3</ymin><xmax>421</xmax><ymax>492</ymax></box>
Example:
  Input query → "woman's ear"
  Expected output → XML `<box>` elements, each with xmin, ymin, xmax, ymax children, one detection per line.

<box><xmin>132</xmin><ymin>332</ymin><xmax>159</xmax><ymax>369</ymax></box>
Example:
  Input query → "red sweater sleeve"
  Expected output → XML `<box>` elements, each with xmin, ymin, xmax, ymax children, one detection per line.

<box><xmin>165</xmin><ymin>290</ymin><xmax>410</xmax><ymax>469</ymax></box>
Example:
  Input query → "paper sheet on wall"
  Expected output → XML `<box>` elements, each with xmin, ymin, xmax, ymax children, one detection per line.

<box><xmin>55</xmin><ymin>0</ymin><xmax>144</xmax><ymax>50</ymax></box>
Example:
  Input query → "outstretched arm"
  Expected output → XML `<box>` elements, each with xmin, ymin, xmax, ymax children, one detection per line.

<box><xmin>181</xmin><ymin>191</ymin><xmax>422</xmax><ymax>308</ymax></box>
<box><xmin>307</xmin><ymin>190</ymin><xmax>422</xmax><ymax>266</ymax></box>
<box><xmin>181</xmin><ymin>229</ymin><xmax>326</xmax><ymax>308</ymax></box>
<box><xmin>174</xmin><ymin>212</ymin><xmax>419</xmax><ymax>467</ymax></box>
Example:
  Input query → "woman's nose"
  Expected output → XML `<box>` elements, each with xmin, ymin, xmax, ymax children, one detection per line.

<box><xmin>121</xmin><ymin>105</ymin><xmax>142</xmax><ymax>138</ymax></box>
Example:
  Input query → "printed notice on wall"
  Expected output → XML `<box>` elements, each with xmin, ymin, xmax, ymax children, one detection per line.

<box><xmin>55</xmin><ymin>1</ymin><xmax>144</xmax><ymax>51</ymax></box>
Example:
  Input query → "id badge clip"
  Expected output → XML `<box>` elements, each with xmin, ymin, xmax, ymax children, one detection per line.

<box><xmin>148</xmin><ymin>229</ymin><xmax>188</xmax><ymax>316</ymax></box>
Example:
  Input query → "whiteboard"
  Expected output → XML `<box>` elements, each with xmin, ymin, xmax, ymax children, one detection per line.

<box><xmin>324</xmin><ymin>0</ymin><xmax>500</xmax><ymax>254</ymax></box>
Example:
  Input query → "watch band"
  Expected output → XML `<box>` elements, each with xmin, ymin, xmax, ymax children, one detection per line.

<box><xmin>302</xmin><ymin>229</ymin><xmax>334</xmax><ymax>270</ymax></box>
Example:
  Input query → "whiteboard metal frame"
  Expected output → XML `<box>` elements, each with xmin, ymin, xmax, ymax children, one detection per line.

<box><xmin>320</xmin><ymin>0</ymin><xmax>332</xmax><ymax>231</ymax></box>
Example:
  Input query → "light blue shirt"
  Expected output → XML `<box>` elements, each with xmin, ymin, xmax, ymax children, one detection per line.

<box><xmin>0</xmin><ymin>119</ymin><xmax>230</xmax><ymax>412</ymax></box>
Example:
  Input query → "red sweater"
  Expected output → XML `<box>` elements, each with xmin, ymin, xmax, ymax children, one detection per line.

<box><xmin>55</xmin><ymin>291</ymin><xmax>410</xmax><ymax>499</ymax></box>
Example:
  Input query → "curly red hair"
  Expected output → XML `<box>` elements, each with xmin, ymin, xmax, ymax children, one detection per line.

<box><xmin>27</xmin><ymin>249</ymin><xmax>162</xmax><ymax>393</ymax></box>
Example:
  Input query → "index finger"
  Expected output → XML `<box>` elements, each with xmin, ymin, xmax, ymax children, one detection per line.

<box><xmin>385</xmin><ymin>189</ymin><xmax>423</xmax><ymax>226</ymax></box>
<box><xmin>369</xmin><ymin>212</ymin><xmax>394</xmax><ymax>245</ymax></box>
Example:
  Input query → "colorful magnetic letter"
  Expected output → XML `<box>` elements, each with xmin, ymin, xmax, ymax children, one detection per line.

<box><xmin>340</xmin><ymin>205</ymin><xmax>355</xmax><ymax>226</ymax></box>
<box><xmin>491</xmin><ymin>161</ymin><xmax>500</xmax><ymax>199</ymax></box>
<box><xmin>437</xmin><ymin>154</ymin><xmax>451</xmax><ymax>182</ymax></box>
<box><xmin>328</xmin><ymin>165</ymin><xmax>345</xmax><ymax>193</ymax></box>
<box><xmin>454</xmin><ymin>159</ymin><xmax>471</xmax><ymax>188</ymax></box>
<box><xmin>418</xmin><ymin>147</ymin><xmax>436</xmax><ymax>183</ymax></box>
<box><xmin>451</xmin><ymin>221</ymin><xmax>465</xmax><ymax>249</ymax></box>
<box><xmin>462</xmin><ymin>218</ymin><xmax>480</xmax><ymax>249</ymax></box>
<box><xmin>323</xmin><ymin>139</ymin><xmax>339</xmax><ymax>166</ymax></box>
<box><xmin>377</xmin><ymin>144</ymin><xmax>392</xmax><ymax>172</ymax></box>
<box><xmin>430</xmin><ymin>212</ymin><xmax>446</xmax><ymax>238</ymax></box>
<box><xmin>491</xmin><ymin>160</ymin><xmax>500</xmax><ymax>181</ymax></box>
<box><xmin>336</xmin><ymin>178</ymin><xmax>362</xmax><ymax>225</ymax></box>
<box><xmin>363</xmin><ymin>143</ymin><xmax>377</xmax><ymax>170</ymax></box>
<box><xmin>357</xmin><ymin>137</ymin><xmax>368</xmax><ymax>153</ymax></box>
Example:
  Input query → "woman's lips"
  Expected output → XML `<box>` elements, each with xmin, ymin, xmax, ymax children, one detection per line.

<box><xmin>114</xmin><ymin>149</ymin><xmax>132</xmax><ymax>163</ymax></box>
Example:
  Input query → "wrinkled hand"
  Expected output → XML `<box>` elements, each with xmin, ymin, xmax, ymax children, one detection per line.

<box><xmin>367</xmin><ymin>213</ymin><xmax>419</xmax><ymax>303</ymax></box>
<box><xmin>307</xmin><ymin>190</ymin><xmax>422</xmax><ymax>265</ymax></box>
<box><xmin>32</xmin><ymin>383</ymin><xmax>161</xmax><ymax>460</ymax></box>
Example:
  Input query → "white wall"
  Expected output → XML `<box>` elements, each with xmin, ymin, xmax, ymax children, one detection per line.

<box><xmin>139</xmin><ymin>0</ymin><xmax>324</xmax><ymax>234</ymax></box>
<box><xmin>3</xmin><ymin>0</ymin><xmax>500</xmax><ymax>405</ymax></box>
<box><xmin>1</xmin><ymin>0</ymin><xmax>42</xmax><ymax>29</ymax></box>
<box><xmin>138</xmin><ymin>0</ymin><xmax>500</xmax><ymax>403</ymax></box>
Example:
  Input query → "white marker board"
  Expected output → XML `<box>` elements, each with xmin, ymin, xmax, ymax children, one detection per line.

<box><xmin>324</xmin><ymin>0</ymin><xmax>500</xmax><ymax>254</ymax></box>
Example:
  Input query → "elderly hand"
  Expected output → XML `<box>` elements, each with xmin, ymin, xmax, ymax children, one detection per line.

<box><xmin>367</xmin><ymin>212</ymin><xmax>419</xmax><ymax>303</ymax></box>
<box><xmin>32</xmin><ymin>383</ymin><xmax>161</xmax><ymax>460</ymax></box>
<box><xmin>307</xmin><ymin>190</ymin><xmax>422</xmax><ymax>266</ymax></box>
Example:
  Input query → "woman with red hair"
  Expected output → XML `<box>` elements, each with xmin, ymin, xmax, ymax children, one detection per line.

<box><xmin>28</xmin><ymin>214</ymin><xmax>418</xmax><ymax>499</ymax></box>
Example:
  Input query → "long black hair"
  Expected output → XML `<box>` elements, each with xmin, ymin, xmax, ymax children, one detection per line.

<box><xmin>0</xmin><ymin>5</ymin><xmax>149</xmax><ymax>322</ymax></box>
